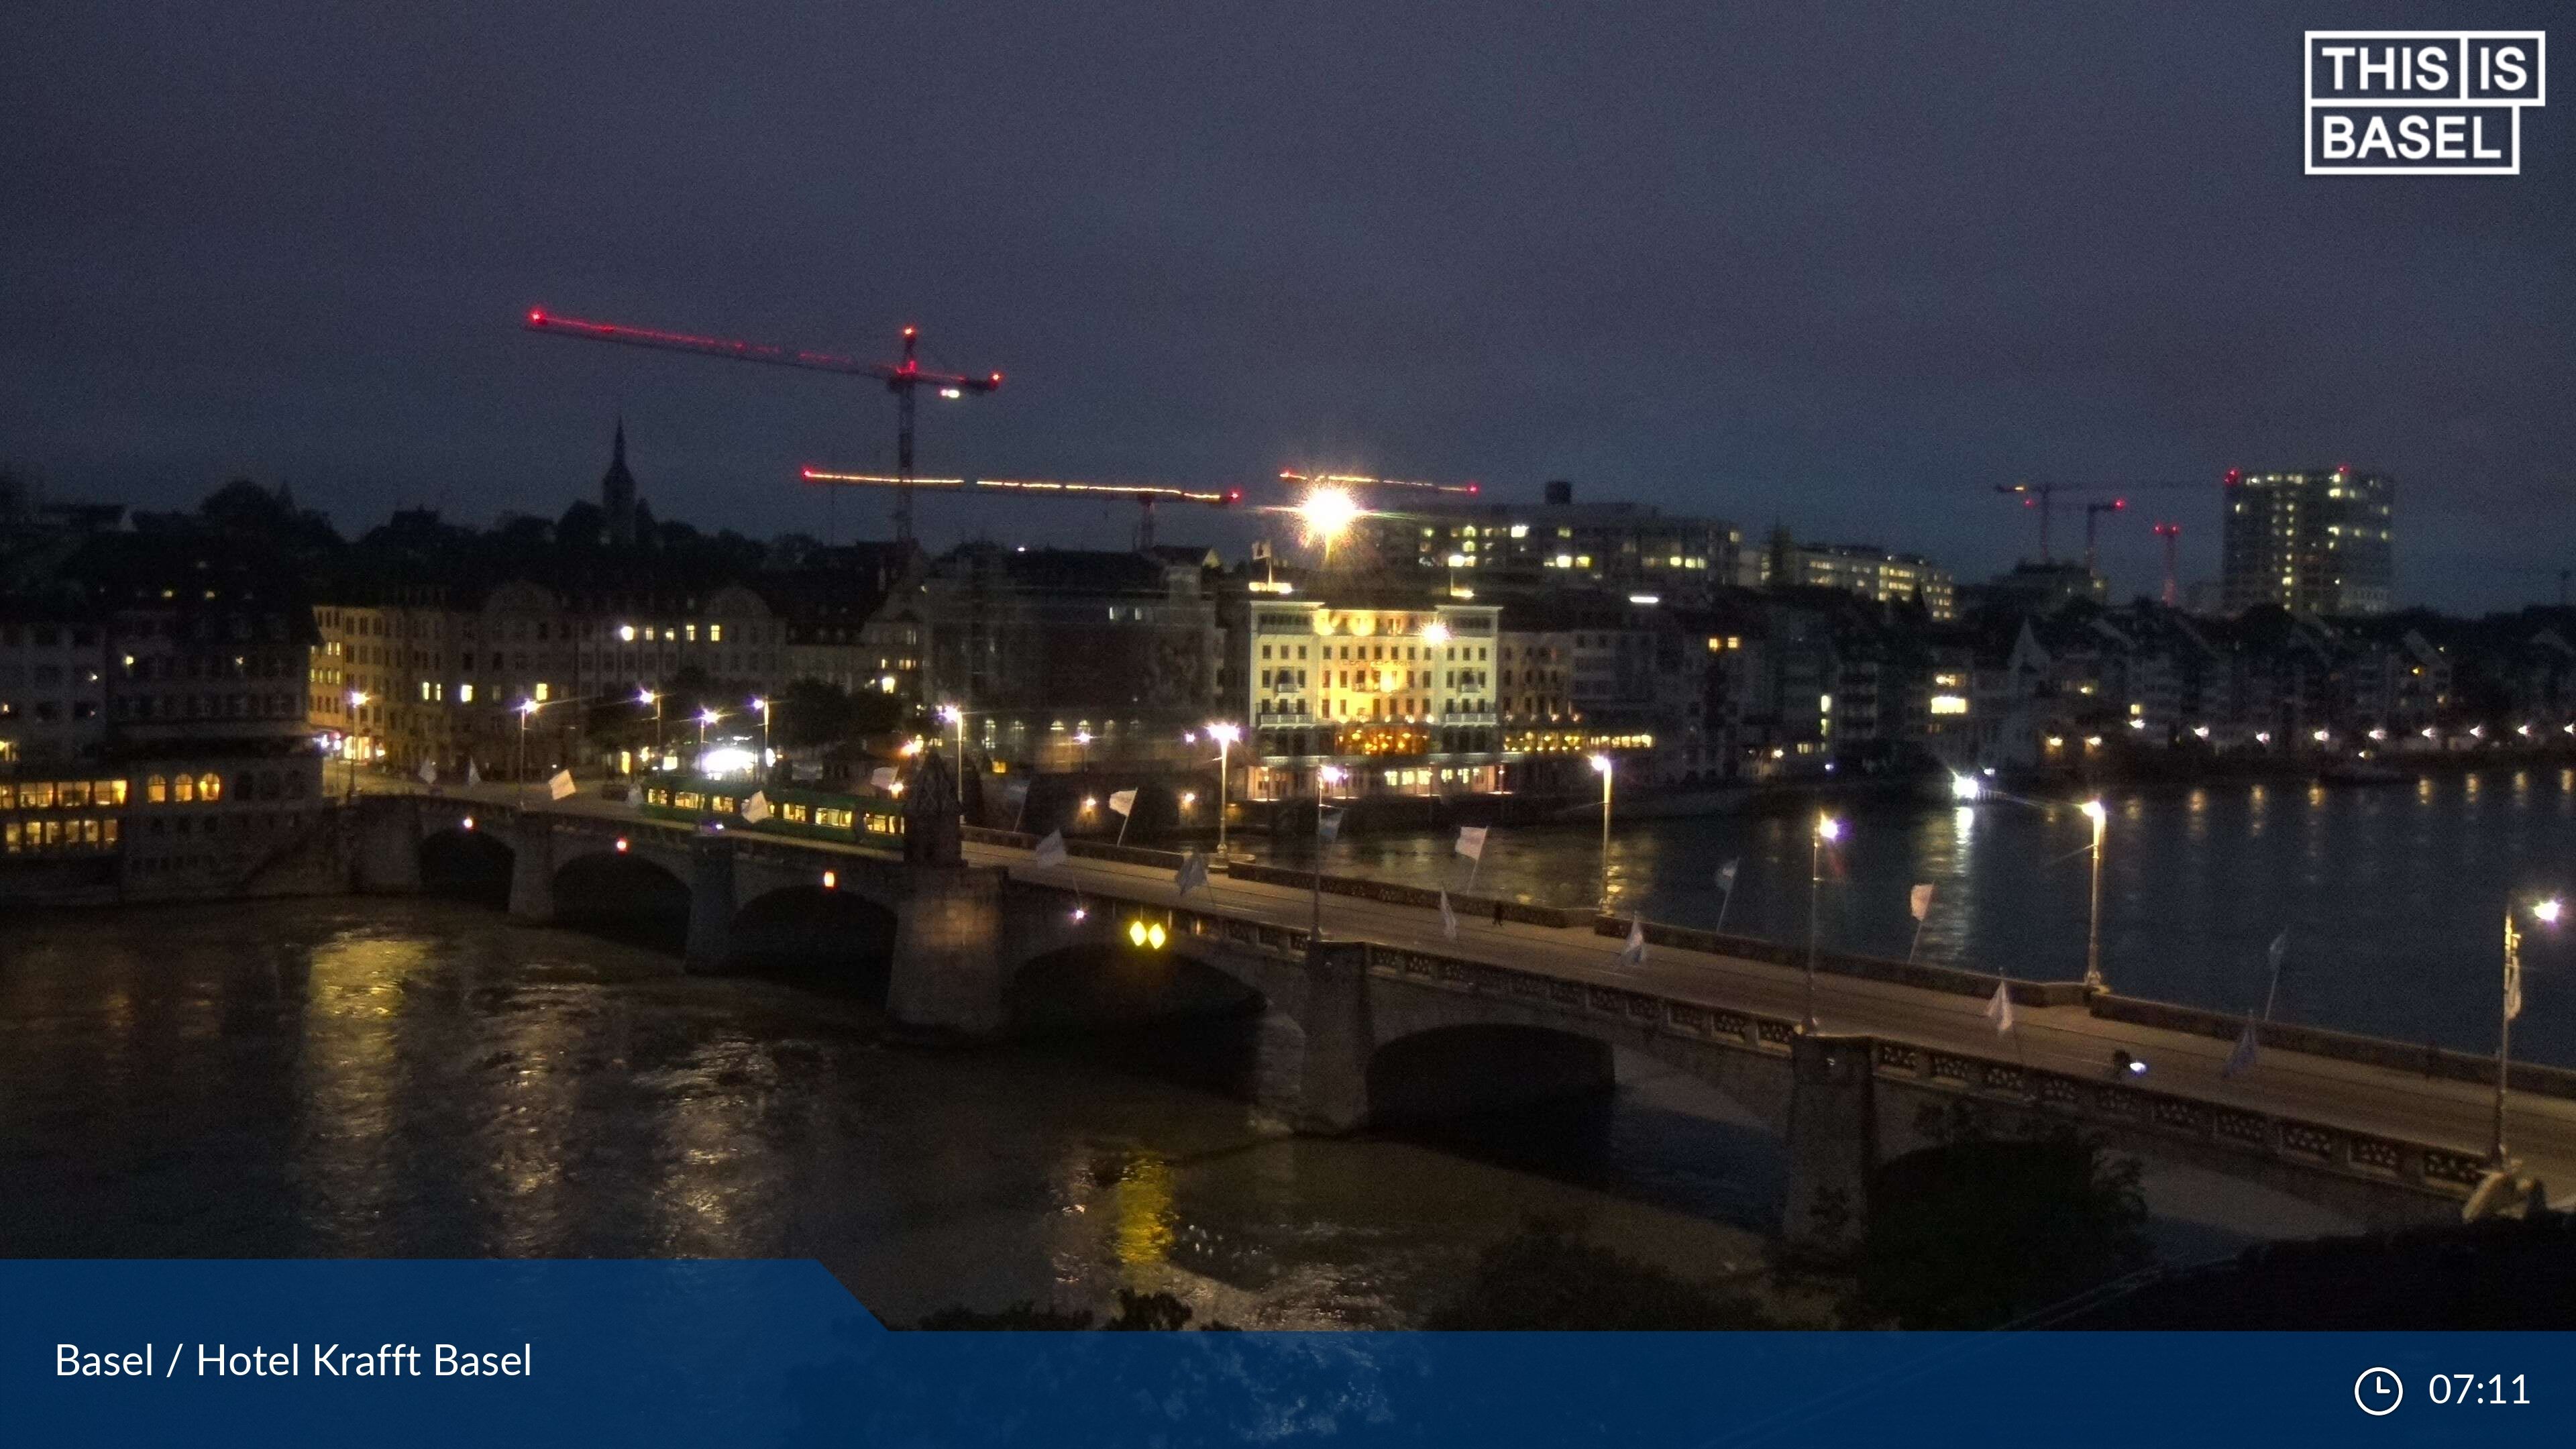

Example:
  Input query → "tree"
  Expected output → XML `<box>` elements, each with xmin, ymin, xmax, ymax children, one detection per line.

<box><xmin>777</xmin><ymin>678</ymin><xmax>856</xmax><ymax>750</ymax></box>
<box><xmin>1845</xmin><ymin>1115</ymin><xmax>2149</xmax><ymax>1330</ymax></box>
<box><xmin>557</xmin><ymin>499</ymin><xmax>607</xmax><ymax>550</ymax></box>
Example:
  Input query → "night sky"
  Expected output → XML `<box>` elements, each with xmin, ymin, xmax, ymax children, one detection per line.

<box><xmin>4</xmin><ymin>2</ymin><xmax>2569</xmax><ymax>610</ymax></box>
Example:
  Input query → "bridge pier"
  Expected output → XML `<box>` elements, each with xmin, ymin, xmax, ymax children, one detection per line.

<box><xmin>349</xmin><ymin>796</ymin><xmax>424</xmax><ymax>894</ymax></box>
<box><xmin>1285</xmin><ymin>941</ymin><xmax>1377</xmax><ymax>1134</ymax></box>
<box><xmin>1783</xmin><ymin>1032</ymin><xmax>1876</xmax><ymax>1264</ymax></box>
<box><xmin>506</xmin><ymin>814</ymin><xmax>556</xmax><ymax>923</ymax></box>
<box><xmin>884</xmin><ymin>865</ymin><xmax>1010</xmax><ymax>1036</ymax></box>
<box><xmin>684</xmin><ymin>839</ymin><xmax>737</xmax><ymax>973</ymax></box>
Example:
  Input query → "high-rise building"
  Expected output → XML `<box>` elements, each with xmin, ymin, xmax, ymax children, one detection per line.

<box><xmin>2219</xmin><ymin>467</ymin><xmax>2394</xmax><ymax>616</ymax></box>
<box><xmin>1782</xmin><ymin>543</ymin><xmax>1957</xmax><ymax>621</ymax></box>
<box><xmin>1341</xmin><ymin>480</ymin><xmax>1741</xmax><ymax>600</ymax></box>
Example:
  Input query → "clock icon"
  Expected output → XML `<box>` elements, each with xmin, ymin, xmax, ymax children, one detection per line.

<box><xmin>2355</xmin><ymin>1367</ymin><xmax>2404</xmax><ymax>1416</ymax></box>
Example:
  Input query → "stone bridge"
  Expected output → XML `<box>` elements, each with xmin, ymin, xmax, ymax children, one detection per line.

<box><xmin>349</xmin><ymin>794</ymin><xmax>2502</xmax><ymax>1259</ymax></box>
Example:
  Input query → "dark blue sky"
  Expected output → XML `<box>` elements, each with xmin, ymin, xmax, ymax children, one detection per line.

<box><xmin>4</xmin><ymin>2</ymin><xmax>2569</xmax><ymax>610</ymax></box>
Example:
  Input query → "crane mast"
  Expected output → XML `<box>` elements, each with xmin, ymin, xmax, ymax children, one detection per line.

<box><xmin>523</xmin><ymin>307</ymin><xmax>1002</xmax><ymax>545</ymax></box>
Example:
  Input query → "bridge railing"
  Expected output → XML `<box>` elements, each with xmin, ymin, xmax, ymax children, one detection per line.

<box><xmin>1352</xmin><ymin>932</ymin><xmax>2487</xmax><ymax>1201</ymax></box>
<box><xmin>2093</xmin><ymin>991</ymin><xmax>2576</xmax><ymax>1104</ymax></box>
<box><xmin>1595</xmin><ymin>914</ymin><xmax>2092</xmax><ymax>1008</ymax></box>
<box><xmin>1221</xmin><ymin>859</ymin><xmax>1583</xmax><ymax>928</ymax></box>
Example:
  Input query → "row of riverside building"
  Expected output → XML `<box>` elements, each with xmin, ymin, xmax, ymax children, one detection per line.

<box><xmin>11</xmin><ymin>439</ymin><xmax>2569</xmax><ymax>866</ymax></box>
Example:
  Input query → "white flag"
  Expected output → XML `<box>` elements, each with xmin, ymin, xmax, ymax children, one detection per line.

<box><xmin>417</xmin><ymin>758</ymin><xmax>438</xmax><ymax>786</ymax></box>
<box><xmin>2222</xmin><ymin>1020</ymin><xmax>2260</xmax><ymax>1079</ymax></box>
<box><xmin>1621</xmin><ymin>918</ymin><xmax>1648</xmax><ymax>965</ymax></box>
<box><xmin>2507</xmin><ymin>953</ymin><xmax>2525</xmax><ymax>1022</ymax></box>
<box><xmin>1454</xmin><ymin>825</ymin><xmax>1489</xmax><ymax>861</ymax></box>
<box><xmin>1032</xmin><ymin>830</ymin><xmax>1069</xmax><ymax>867</ymax></box>
<box><xmin>466</xmin><ymin>761</ymin><xmax>480</xmax><ymax>787</ymax></box>
<box><xmin>739</xmin><ymin>790</ymin><xmax>772</xmax><ymax>824</ymax></box>
<box><xmin>1716</xmin><ymin>859</ymin><xmax>1738</xmax><ymax>890</ymax></box>
<box><xmin>1909</xmin><ymin>883</ymin><xmax>1935</xmax><ymax>922</ymax></box>
<box><xmin>1175</xmin><ymin>850</ymin><xmax>1208</xmax><ymax>896</ymax></box>
<box><xmin>870</xmin><ymin>766</ymin><xmax>898</xmax><ymax>791</ymax></box>
<box><xmin>547</xmin><ymin>769</ymin><xmax>576</xmax><ymax>800</ymax></box>
<box><xmin>1986</xmin><ymin>978</ymin><xmax>2015</xmax><ymax>1033</ymax></box>
<box><xmin>1108</xmin><ymin>789</ymin><xmax>1138</xmax><ymax>817</ymax></box>
<box><xmin>1317</xmin><ymin>807</ymin><xmax>1343</xmax><ymax>843</ymax></box>
<box><xmin>1439</xmin><ymin>890</ymin><xmax>1459</xmax><ymax>941</ymax></box>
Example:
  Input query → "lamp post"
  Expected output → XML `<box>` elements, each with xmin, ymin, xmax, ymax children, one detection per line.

<box><xmin>697</xmin><ymin>707</ymin><xmax>718</xmax><ymax>763</ymax></box>
<box><xmin>1313</xmin><ymin>763</ymin><xmax>1345</xmax><ymax>942</ymax></box>
<box><xmin>2495</xmin><ymin>896</ymin><xmax>2561</xmax><ymax>1167</ymax></box>
<box><xmin>2080</xmin><ymin>798</ymin><xmax>2108</xmax><ymax>992</ymax></box>
<box><xmin>1589</xmin><ymin>752</ymin><xmax>1615</xmax><ymax>908</ymax></box>
<box><xmin>1209</xmin><ymin>721</ymin><xmax>1240</xmax><ymax>860</ymax></box>
<box><xmin>752</xmin><ymin>696</ymin><xmax>772</xmax><ymax>778</ymax></box>
<box><xmin>344</xmin><ymin>690</ymin><xmax>368</xmax><ymax>800</ymax></box>
<box><xmin>937</xmin><ymin>704</ymin><xmax>969</xmax><ymax>826</ymax></box>
<box><xmin>1807</xmin><ymin>812</ymin><xmax>1842</xmax><ymax>1029</ymax></box>
<box><xmin>638</xmin><ymin>688</ymin><xmax>661</xmax><ymax>773</ymax></box>
<box><xmin>516</xmin><ymin>700</ymin><xmax>539</xmax><ymax>799</ymax></box>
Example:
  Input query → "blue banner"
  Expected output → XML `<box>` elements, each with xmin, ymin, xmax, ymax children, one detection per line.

<box><xmin>5</xmin><ymin>1260</ymin><xmax>2566</xmax><ymax>1446</ymax></box>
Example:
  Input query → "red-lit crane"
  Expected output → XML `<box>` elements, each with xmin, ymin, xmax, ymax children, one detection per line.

<box><xmin>798</xmin><ymin>468</ymin><xmax>1241</xmax><ymax>550</ymax></box>
<box><xmin>2082</xmin><ymin>498</ymin><xmax>2127</xmax><ymax>574</ymax></box>
<box><xmin>1996</xmin><ymin>479</ymin><xmax>2207</xmax><ymax>564</ymax></box>
<box><xmin>2152</xmin><ymin>521</ymin><xmax>2183</xmax><ymax>607</ymax></box>
<box><xmin>523</xmin><ymin>307</ymin><xmax>1002</xmax><ymax>545</ymax></box>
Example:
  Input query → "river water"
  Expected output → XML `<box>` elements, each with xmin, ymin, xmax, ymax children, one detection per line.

<box><xmin>1274</xmin><ymin>768</ymin><xmax>2576</xmax><ymax>1070</ymax></box>
<box><xmin>0</xmin><ymin>897</ymin><xmax>1776</xmax><ymax>1328</ymax></box>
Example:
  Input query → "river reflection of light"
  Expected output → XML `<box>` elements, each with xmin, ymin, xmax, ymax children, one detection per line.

<box><xmin>295</xmin><ymin>930</ymin><xmax>429</xmax><ymax>1253</ymax></box>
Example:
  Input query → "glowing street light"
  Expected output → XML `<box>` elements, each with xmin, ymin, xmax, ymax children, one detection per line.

<box><xmin>751</xmin><ymin>696</ymin><xmax>773</xmax><ymax>774</ymax></box>
<box><xmin>1807</xmin><ymin>812</ymin><xmax>1843</xmax><ymax>1028</ymax></box>
<box><xmin>516</xmin><ymin>698</ymin><xmax>541</xmax><ymax>799</ymax></box>
<box><xmin>2080</xmin><ymin>798</ymin><xmax>2108</xmax><ymax>992</ymax></box>
<box><xmin>638</xmin><ymin>688</ymin><xmax>663</xmax><ymax>768</ymax></box>
<box><xmin>1208</xmin><ymin>720</ymin><xmax>1241</xmax><ymax>859</ymax></box>
<box><xmin>1311</xmin><ymin>763</ymin><xmax>1348</xmax><ymax>941</ymax></box>
<box><xmin>1589</xmin><ymin>753</ymin><xmax>1615</xmax><ymax>908</ymax></box>
<box><xmin>1298</xmin><ymin>486</ymin><xmax>1362</xmax><ymax>564</ymax></box>
<box><xmin>1422</xmin><ymin>621</ymin><xmax>1452</xmax><ymax>647</ymax></box>
<box><xmin>1949</xmin><ymin>771</ymin><xmax>1982</xmax><ymax>802</ymax></box>
<box><xmin>697</xmin><ymin>707</ymin><xmax>718</xmax><ymax>753</ymax></box>
<box><xmin>343</xmin><ymin>690</ymin><xmax>370</xmax><ymax>800</ymax></box>
<box><xmin>2495</xmin><ymin>896</ymin><xmax>2562</xmax><ymax>1166</ymax></box>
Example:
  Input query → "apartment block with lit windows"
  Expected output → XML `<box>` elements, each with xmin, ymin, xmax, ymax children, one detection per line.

<box><xmin>2219</xmin><ymin>467</ymin><xmax>2395</xmax><ymax>617</ymax></box>
<box><xmin>1343</xmin><ymin>480</ymin><xmax>1741</xmax><ymax>601</ymax></box>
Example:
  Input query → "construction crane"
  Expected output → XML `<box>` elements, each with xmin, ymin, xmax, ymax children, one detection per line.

<box><xmin>1277</xmin><ymin>469</ymin><xmax>1481</xmax><ymax>498</ymax></box>
<box><xmin>1996</xmin><ymin>478</ymin><xmax>2208</xmax><ymax>563</ymax></box>
<box><xmin>2151</xmin><ymin>521</ymin><xmax>2183</xmax><ymax>607</ymax></box>
<box><xmin>523</xmin><ymin>307</ymin><xmax>1002</xmax><ymax>545</ymax></box>
<box><xmin>799</xmin><ymin>468</ymin><xmax>1241</xmax><ymax>550</ymax></box>
<box><xmin>2082</xmin><ymin>497</ymin><xmax>2127</xmax><ymax>574</ymax></box>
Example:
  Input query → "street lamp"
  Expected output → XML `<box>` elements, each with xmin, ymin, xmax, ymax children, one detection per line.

<box><xmin>697</xmin><ymin>707</ymin><xmax>718</xmax><ymax>763</ymax></box>
<box><xmin>752</xmin><ymin>696</ymin><xmax>772</xmax><ymax>776</ymax></box>
<box><xmin>1208</xmin><ymin>720</ymin><xmax>1240</xmax><ymax>860</ymax></box>
<box><xmin>1807</xmin><ymin>813</ymin><xmax>1843</xmax><ymax>1028</ymax></box>
<box><xmin>2494</xmin><ymin>896</ymin><xmax>2561</xmax><ymax>1166</ymax></box>
<box><xmin>516</xmin><ymin>699</ymin><xmax>541</xmax><ymax>799</ymax></box>
<box><xmin>638</xmin><ymin>688</ymin><xmax>661</xmax><ymax>771</ymax></box>
<box><xmin>1298</xmin><ymin>486</ymin><xmax>1362</xmax><ymax>566</ymax></box>
<box><xmin>345</xmin><ymin>690</ymin><xmax>368</xmax><ymax>800</ymax></box>
<box><xmin>1589</xmin><ymin>753</ymin><xmax>1615</xmax><ymax>907</ymax></box>
<box><xmin>1313</xmin><ymin>763</ymin><xmax>1347</xmax><ymax>941</ymax></box>
<box><xmin>2080</xmin><ymin>798</ymin><xmax>2108</xmax><ymax>991</ymax></box>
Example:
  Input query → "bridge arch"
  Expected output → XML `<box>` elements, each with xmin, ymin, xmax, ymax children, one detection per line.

<box><xmin>550</xmin><ymin>848</ymin><xmax>692</xmax><ymax>954</ymax></box>
<box><xmin>728</xmin><ymin>882</ymin><xmax>901</xmax><ymax>994</ymax></box>
<box><xmin>420</xmin><ymin>822</ymin><xmax>514</xmax><ymax>908</ymax></box>
<box><xmin>1366</xmin><ymin>1022</ymin><xmax>1618</xmax><ymax>1124</ymax></box>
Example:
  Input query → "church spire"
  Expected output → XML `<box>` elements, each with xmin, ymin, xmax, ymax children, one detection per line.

<box><xmin>602</xmin><ymin>415</ymin><xmax>639</xmax><ymax>548</ymax></box>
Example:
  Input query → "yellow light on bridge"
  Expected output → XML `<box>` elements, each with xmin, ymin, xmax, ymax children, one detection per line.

<box><xmin>1126</xmin><ymin>918</ymin><xmax>1170</xmax><ymax>950</ymax></box>
<box><xmin>614</xmin><ymin>837</ymin><xmax>630</xmax><ymax>853</ymax></box>
<box><xmin>821</xmin><ymin>870</ymin><xmax>837</xmax><ymax>890</ymax></box>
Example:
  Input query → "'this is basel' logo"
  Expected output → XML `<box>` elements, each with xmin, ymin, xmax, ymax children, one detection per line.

<box><xmin>2306</xmin><ymin>32</ymin><xmax>2546</xmax><ymax>174</ymax></box>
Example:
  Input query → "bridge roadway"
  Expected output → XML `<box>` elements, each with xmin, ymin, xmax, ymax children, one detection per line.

<box><xmin>405</xmin><ymin>780</ymin><xmax>2576</xmax><ymax>1193</ymax></box>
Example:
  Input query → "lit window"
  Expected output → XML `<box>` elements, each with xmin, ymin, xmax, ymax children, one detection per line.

<box><xmin>709</xmin><ymin>625</ymin><xmax>722</xmax><ymax>642</ymax></box>
<box><xmin>174</xmin><ymin>775</ymin><xmax>195</xmax><ymax>803</ymax></box>
<box><xmin>147</xmin><ymin>775</ymin><xmax>167</xmax><ymax>804</ymax></box>
<box><xmin>535</xmin><ymin>682</ymin><xmax>550</xmax><ymax>702</ymax></box>
<box><xmin>198</xmin><ymin>773</ymin><xmax>222</xmax><ymax>802</ymax></box>
<box><xmin>460</xmin><ymin>684</ymin><xmax>475</xmax><ymax>703</ymax></box>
